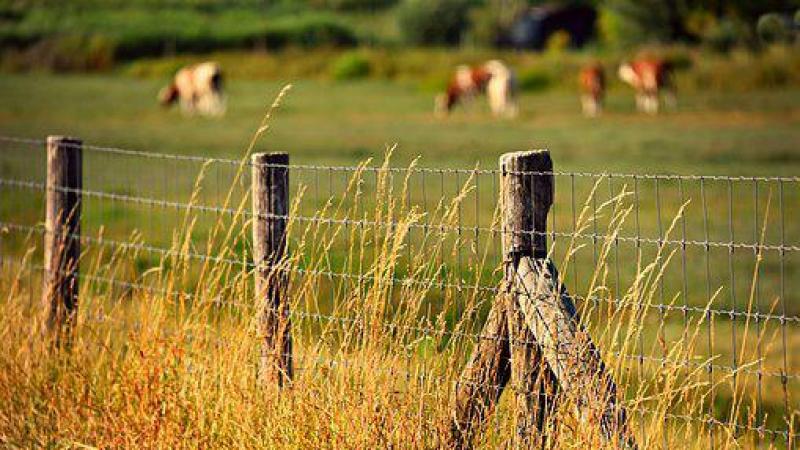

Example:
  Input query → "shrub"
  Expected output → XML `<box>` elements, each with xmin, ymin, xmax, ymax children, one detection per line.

<box><xmin>2</xmin><ymin>33</ymin><xmax>115</xmax><ymax>72</ymax></box>
<box><xmin>330</xmin><ymin>51</ymin><xmax>370</xmax><ymax>80</ymax></box>
<box><xmin>265</xmin><ymin>13</ymin><xmax>359</xmax><ymax>48</ymax></box>
<box><xmin>757</xmin><ymin>13</ymin><xmax>790</xmax><ymax>44</ymax></box>
<box><xmin>703</xmin><ymin>18</ymin><xmax>752</xmax><ymax>53</ymax></box>
<box><xmin>545</xmin><ymin>30</ymin><xmax>571</xmax><ymax>54</ymax></box>
<box><xmin>397</xmin><ymin>0</ymin><xmax>472</xmax><ymax>46</ymax></box>
<box><xmin>465</xmin><ymin>0</ymin><xmax>527</xmax><ymax>47</ymax></box>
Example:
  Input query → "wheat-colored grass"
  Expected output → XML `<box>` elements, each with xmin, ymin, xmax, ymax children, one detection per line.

<box><xmin>0</xmin><ymin>91</ymin><xmax>796</xmax><ymax>449</ymax></box>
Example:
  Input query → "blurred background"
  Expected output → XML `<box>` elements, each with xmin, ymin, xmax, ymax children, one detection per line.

<box><xmin>0</xmin><ymin>0</ymin><xmax>798</xmax><ymax>172</ymax></box>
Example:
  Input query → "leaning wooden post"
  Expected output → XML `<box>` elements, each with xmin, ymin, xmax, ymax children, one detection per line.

<box><xmin>500</xmin><ymin>150</ymin><xmax>559</xmax><ymax>448</ymax></box>
<box><xmin>43</xmin><ymin>136</ymin><xmax>82</xmax><ymax>348</ymax></box>
<box><xmin>252</xmin><ymin>152</ymin><xmax>292</xmax><ymax>387</ymax></box>
<box><xmin>447</xmin><ymin>151</ymin><xmax>558</xmax><ymax>449</ymax></box>
<box><xmin>503</xmin><ymin>150</ymin><xmax>637</xmax><ymax>448</ymax></box>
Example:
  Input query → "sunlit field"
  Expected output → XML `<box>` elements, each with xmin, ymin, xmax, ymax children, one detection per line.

<box><xmin>0</xmin><ymin>73</ymin><xmax>799</xmax><ymax>173</ymax></box>
<box><xmin>1</xmin><ymin>73</ymin><xmax>799</xmax><ymax>448</ymax></box>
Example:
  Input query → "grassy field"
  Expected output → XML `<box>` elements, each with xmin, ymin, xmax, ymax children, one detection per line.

<box><xmin>1</xmin><ymin>73</ymin><xmax>799</xmax><ymax>447</ymax></box>
<box><xmin>0</xmin><ymin>73</ymin><xmax>799</xmax><ymax>172</ymax></box>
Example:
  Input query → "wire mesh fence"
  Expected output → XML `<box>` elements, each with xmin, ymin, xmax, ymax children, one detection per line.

<box><xmin>1</xmin><ymin>135</ymin><xmax>798</xmax><ymax>447</ymax></box>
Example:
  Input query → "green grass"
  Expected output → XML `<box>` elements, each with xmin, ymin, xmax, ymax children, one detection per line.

<box><xmin>0</xmin><ymin>73</ymin><xmax>799</xmax><ymax>173</ymax></box>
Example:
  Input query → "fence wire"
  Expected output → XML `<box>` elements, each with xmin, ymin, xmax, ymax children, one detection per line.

<box><xmin>1</xmin><ymin>135</ymin><xmax>798</xmax><ymax>445</ymax></box>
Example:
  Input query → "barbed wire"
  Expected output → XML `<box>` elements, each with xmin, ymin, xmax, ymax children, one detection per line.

<box><xmin>3</xmin><ymin>221</ymin><xmax>799</xmax><ymax>327</ymax></box>
<box><xmin>2</xmin><ymin>177</ymin><xmax>798</xmax><ymax>253</ymax></box>
<box><xmin>3</xmin><ymin>135</ymin><xmax>798</xmax><ymax>182</ymax></box>
<box><xmin>3</xmin><ymin>254</ymin><xmax>798</xmax><ymax>385</ymax></box>
<box><xmin>2</xmin><ymin>133</ymin><xmax>798</xmax><ymax>442</ymax></box>
<box><xmin>2</xmin><ymin>288</ymin><xmax>796</xmax><ymax>440</ymax></box>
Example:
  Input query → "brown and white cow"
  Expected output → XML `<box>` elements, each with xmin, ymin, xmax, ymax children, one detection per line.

<box><xmin>435</xmin><ymin>60</ymin><xmax>517</xmax><ymax>118</ymax></box>
<box><xmin>579</xmin><ymin>62</ymin><xmax>605</xmax><ymax>117</ymax></box>
<box><xmin>434</xmin><ymin>64</ymin><xmax>491</xmax><ymax>117</ymax></box>
<box><xmin>618</xmin><ymin>58</ymin><xmax>676</xmax><ymax>114</ymax></box>
<box><xmin>158</xmin><ymin>61</ymin><xmax>225</xmax><ymax>117</ymax></box>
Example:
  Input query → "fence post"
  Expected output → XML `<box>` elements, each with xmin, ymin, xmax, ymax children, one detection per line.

<box><xmin>43</xmin><ymin>135</ymin><xmax>82</xmax><ymax>347</ymax></box>
<box><xmin>500</xmin><ymin>150</ymin><xmax>559</xmax><ymax>448</ymax></box>
<box><xmin>503</xmin><ymin>150</ymin><xmax>637</xmax><ymax>448</ymax></box>
<box><xmin>447</xmin><ymin>150</ymin><xmax>557</xmax><ymax>449</ymax></box>
<box><xmin>252</xmin><ymin>152</ymin><xmax>292</xmax><ymax>388</ymax></box>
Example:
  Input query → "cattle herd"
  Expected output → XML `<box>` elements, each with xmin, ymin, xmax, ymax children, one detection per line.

<box><xmin>159</xmin><ymin>58</ymin><xmax>676</xmax><ymax>119</ymax></box>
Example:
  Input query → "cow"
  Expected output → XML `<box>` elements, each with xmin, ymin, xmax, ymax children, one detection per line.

<box><xmin>617</xmin><ymin>58</ymin><xmax>676</xmax><ymax>114</ymax></box>
<box><xmin>483</xmin><ymin>60</ymin><xmax>518</xmax><ymax>118</ymax></box>
<box><xmin>579</xmin><ymin>62</ymin><xmax>605</xmax><ymax>117</ymax></box>
<box><xmin>434</xmin><ymin>64</ymin><xmax>492</xmax><ymax>117</ymax></box>
<box><xmin>434</xmin><ymin>60</ymin><xmax>517</xmax><ymax>118</ymax></box>
<box><xmin>158</xmin><ymin>61</ymin><xmax>225</xmax><ymax>117</ymax></box>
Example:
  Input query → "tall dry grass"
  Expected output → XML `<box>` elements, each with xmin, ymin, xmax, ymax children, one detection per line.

<box><xmin>0</xmin><ymin>90</ymin><xmax>796</xmax><ymax>449</ymax></box>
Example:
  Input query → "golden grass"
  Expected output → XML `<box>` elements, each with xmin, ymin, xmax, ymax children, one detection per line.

<box><xmin>0</xmin><ymin>90</ymin><xmax>797</xmax><ymax>449</ymax></box>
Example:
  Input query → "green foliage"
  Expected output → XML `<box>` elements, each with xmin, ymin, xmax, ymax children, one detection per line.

<box><xmin>330</xmin><ymin>51</ymin><xmax>371</xmax><ymax>80</ymax></box>
<box><xmin>702</xmin><ymin>18</ymin><xmax>752</xmax><ymax>53</ymax></box>
<box><xmin>307</xmin><ymin>0</ymin><xmax>398</xmax><ymax>11</ymax></box>
<box><xmin>0</xmin><ymin>8</ymin><xmax>358</xmax><ymax>66</ymax></box>
<box><xmin>2</xmin><ymin>34</ymin><xmax>115</xmax><ymax>72</ymax></box>
<box><xmin>602</xmin><ymin>0</ymin><xmax>687</xmax><ymax>45</ymax></box>
<box><xmin>397</xmin><ymin>0</ymin><xmax>473</xmax><ymax>46</ymax></box>
<box><xmin>465</xmin><ymin>0</ymin><xmax>527</xmax><ymax>47</ymax></box>
<box><xmin>757</xmin><ymin>13</ymin><xmax>790</xmax><ymax>44</ymax></box>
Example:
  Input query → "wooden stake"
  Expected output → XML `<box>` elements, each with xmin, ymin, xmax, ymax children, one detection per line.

<box><xmin>502</xmin><ymin>150</ymin><xmax>636</xmax><ymax>448</ymax></box>
<box><xmin>252</xmin><ymin>152</ymin><xmax>292</xmax><ymax>387</ymax></box>
<box><xmin>43</xmin><ymin>136</ymin><xmax>82</xmax><ymax>347</ymax></box>
<box><xmin>500</xmin><ymin>150</ymin><xmax>559</xmax><ymax>448</ymax></box>
<box><xmin>447</xmin><ymin>150</ymin><xmax>557</xmax><ymax>449</ymax></box>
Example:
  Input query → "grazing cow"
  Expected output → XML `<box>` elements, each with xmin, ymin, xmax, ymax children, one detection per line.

<box><xmin>483</xmin><ymin>60</ymin><xmax>518</xmax><ymax>118</ymax></box>
<box><xmin>617</xmin><ymin>58</ymin><xmax>676</xmax><ymax>114</ymax></box>
<box><xmin>158</xmin><ymin>62</ymin><xmax>225</xmax><ymax>116</ymax></box>
<box><xmin>434</xmin><ymin>60</ymin><xmax>517</xmax><ymax>118</ymax></box>
<box><xmin>579</xmin><ymin>63</ymin><xmax>605</xmax><ymax>117</ymax></box>
<box><xmin>435</xmin><ymin>64</ymin><xmax>492</xmax><ymax>117</ymax></box>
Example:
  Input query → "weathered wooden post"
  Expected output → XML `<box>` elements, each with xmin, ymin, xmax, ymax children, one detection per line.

<box><xmin>448</xmin><ymin>150</ymin><xmax>558</xmax><ymax>449</ymax></box>
<box><xmin>500</xmin><ymin>150</ymin><xmax>559</xmax><ymax>448</ymax></box>
<box><xmin>252</xmin><ymin>152</ymin><xmax>292</xmax><ymax>387</ymax></box>
<box><xmin>504</xmin><ymin>150</ymin><xmax>636</xmax><ymax>448</ymax></box>
<box><xmin>43</xmin><ymin>136</ymin><xmax>82</xmax><ymax>347</ymax></box>
<box><xmin>449</xmin><ymin>149</ymin><xmax>635</xmax><ymax>449</ymax></box>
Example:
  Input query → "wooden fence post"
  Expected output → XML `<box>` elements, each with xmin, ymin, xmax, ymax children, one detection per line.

<box><xmin>43</xmin><ymin>136</ymin><xmax>82</xmax><ymax>347</ymax></box>
<box><xmin>500</xmin><ymin>150</ymin><xmax>559</xmax><ymax>448</ymax></box>
<box><xmin>252</xmin><ymin>152</ymin><xmax>292</xmax><ymax>388</ymax></box>
<box><xmin>447</xmin><ymin>150</ymin><xmax>558</xmax><ymax>449</ymax></box>
<box><xmin>503</xmin><ymin>150</ymin><xmax>637</xmax><ymax>448</ymax></box>
<box><xmin>449</xmin><ymin>149</ymin><xmax>635</xmax><ymax>449</ymax></box>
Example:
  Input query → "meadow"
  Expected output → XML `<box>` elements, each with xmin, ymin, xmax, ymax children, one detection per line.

<box><xmin>1</xmin><ymin>72</ymin><xmax>799</xmax><ymax>447</ymax></box>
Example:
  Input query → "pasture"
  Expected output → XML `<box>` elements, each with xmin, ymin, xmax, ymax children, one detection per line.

<box><xmin>1</xmin><ymin>72</ymin><xmax>800</xmax><ymax>448</ymax></box>
<box><xmin>1</xmin><ymin>73</ymin><xmax>799</xmax><ymax>173</ymax></box>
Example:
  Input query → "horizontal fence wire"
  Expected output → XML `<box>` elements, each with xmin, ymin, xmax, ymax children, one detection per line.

<box><xmin>1</xmin><ymin>135</ymin><xmax>798</xmax><ymax>445</ymax></box>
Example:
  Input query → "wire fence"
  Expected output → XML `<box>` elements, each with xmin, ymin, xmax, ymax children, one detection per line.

<box><xmin>1</xmin><ymin>135</ymin><xmax>798</xmax><ymax>446</ymax></box>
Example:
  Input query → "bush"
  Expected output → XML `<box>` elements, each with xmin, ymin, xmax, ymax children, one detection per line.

<box><xmin>2</xmin><ymin>33</ymin><xmax>115</xmax><ymax>72</ymax></box>
<box><xmin>330</xmin><ymin>51</ymin><xmax>370</xmax><ymax>80</ymax></box>
<box><xmin>757</xmin><ymin>13</ymin><xmax>790</xmax><ymax>44</ymax></box>
<box><xmin>264</xmin><ymin>13</ymin><xmax>359</xmax><ymax>49</ymax></box>
<box><xmin>0</xmin><ymin>8</ymin><xmax>359</xmax><ymax>62</ymax></box>
<box><xmin>703</xmin><ymin>18</ymin><xmax>752</xmax><ymax>53</ymax></box>
<box><xmin>465</xmin><ymin>0</ymin><xmax>527</xmax><ymax>47</ymax></box>
<box><xmin>397</xmin><ymin>0</ymin><xmax>472</xmax><ymax>46</ymax></box>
